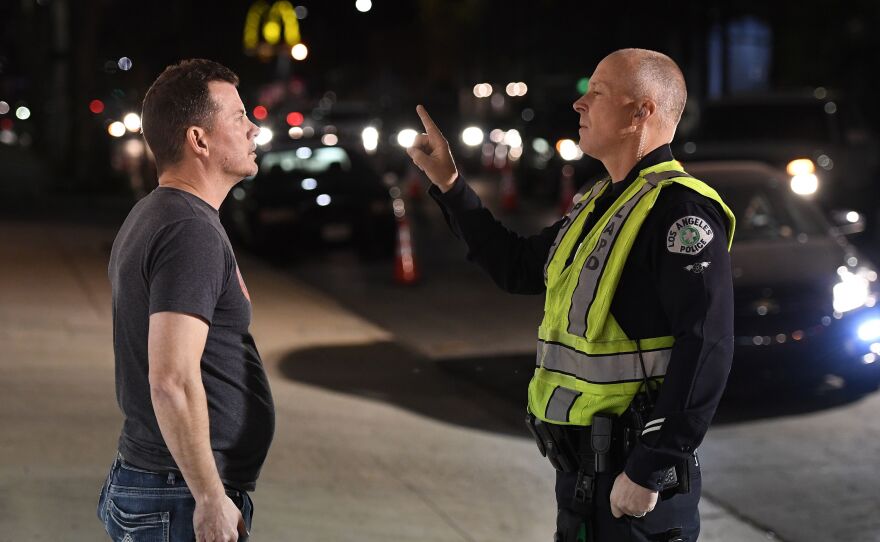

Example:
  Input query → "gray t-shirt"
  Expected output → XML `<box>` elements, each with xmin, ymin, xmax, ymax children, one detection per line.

<box><xmin>109</xmin><ymin>187</ymin><xmax>274</xmax><ymax>491</ymax></box>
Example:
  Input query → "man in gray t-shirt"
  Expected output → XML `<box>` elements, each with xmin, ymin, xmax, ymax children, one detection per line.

<box><xmin>97</xmin><ymin>59</ymin><xmax>273</xmax><ymax>542</ymax></box>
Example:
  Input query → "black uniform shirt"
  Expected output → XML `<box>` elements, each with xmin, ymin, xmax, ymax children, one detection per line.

<box><xmin>430</xmin><ymin>144</ymin><xmax>734</xmax><ymax>491</ymax></box>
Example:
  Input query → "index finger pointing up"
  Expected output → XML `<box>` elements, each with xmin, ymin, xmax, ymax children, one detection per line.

<box><xmin>416</xmin><ymin>104</ymin><xmax>443</xmax><ymax>138</ymax></box>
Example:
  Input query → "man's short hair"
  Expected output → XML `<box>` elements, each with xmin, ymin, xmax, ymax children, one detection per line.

<box><xmin>610</xmin><ymin>49</ymin><xmax>687</xmax><ymax>130</ymax></box>
<box><xmin>141</xmin><ymin>59</ymin><xmax>239</xmax><ymax>172</ymax></box>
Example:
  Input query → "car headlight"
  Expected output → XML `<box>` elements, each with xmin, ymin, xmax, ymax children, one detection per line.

<box><xmin>833</xmin><ymin>266</ymin><xmax>878</xmax><ymax>313</ymax></box>
<box><xmin>786</xmin><ymin>159</ymin><xmax>818</xmax><ymax>196</ymax></box>
<box><xmin>857</xmin><ymin>319</ymin><xmax>880</xmax><ymax>341</ymax></box>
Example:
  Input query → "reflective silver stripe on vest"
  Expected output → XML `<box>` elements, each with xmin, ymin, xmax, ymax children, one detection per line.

<box><xmin>537</xmin><ymin>340</ymin><xmax>672</xmax><ymax>383</ymax></box>
<box><xmin>545</xmin><ymin>386</ymin><xmax>582</xmax><ymax>422</ymax></box>
<box><xmin>566</xmin><ymin>171</ymin><xmax>690</xmax><ymax>336</ymax></box>
<box><xmin>643</xmin><ymin>170</ymin><xmax>693</xmax><ymax>184</ymax></box>
<box><xmin>544</xmin><ymin>179</ymin><xmax>608</xmax><ymax>282</ymax></box>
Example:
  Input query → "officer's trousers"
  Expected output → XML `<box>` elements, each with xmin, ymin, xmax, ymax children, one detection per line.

<box><xmin>554</xmin><ymin>455</ymin><xmax>701</xmax><ymax>542</ymax></box>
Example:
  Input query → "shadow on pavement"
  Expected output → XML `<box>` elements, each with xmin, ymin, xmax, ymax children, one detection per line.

<box><xmin>278</xmin><ymin>341</ymin><xmax>878</xmax><ymax>435</ymax></box>
<box><xmin>277</xmin><ymin>341</ymin><xmax>533</xmax><ymax>437</ymax></box>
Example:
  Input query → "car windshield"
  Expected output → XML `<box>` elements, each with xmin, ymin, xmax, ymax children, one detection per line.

<box><xmin>259</xmin><ymin>147</ymin><xmax>352</xmax><ymax>175</ymax></box>
<box><xmin>695</xmin><ymin>170</ymin><xmax>830</xmax><ymax>243</ymax></box>
<box><xmin>694</xmin><ymin>103</ymin><xmax>836</xmax><ymax>143</ymax></box>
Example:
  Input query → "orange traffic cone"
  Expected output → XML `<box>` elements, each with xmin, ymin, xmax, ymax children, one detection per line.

<box><xmin>393</xmin><ymin>201</ymin><xmax>420</xmax><ymax>285</ymax></box>
<box><xmin>559</xmin><ymin>164</ymin><xmax>576</xmax><ymax>215</ymax></box>
<box><xmin>499</xmin><ymin>163</ymin><xmax>519</xmax><ymax>212</ymax></box>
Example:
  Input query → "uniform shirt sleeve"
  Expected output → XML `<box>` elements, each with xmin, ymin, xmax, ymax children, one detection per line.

<box><xmin>145</xmin><ymin>218</ymin><xmax>231</xmax><ymax>324</ymax></box>
<box><xmin>624</xmin><ymin>199</ymin><xmax>735</xmax><ymax>490</ymax></box>
<box><xmin>429</xmin><ymin>177</ymin><xmax>564</xmax><ymax>295</ymax></box>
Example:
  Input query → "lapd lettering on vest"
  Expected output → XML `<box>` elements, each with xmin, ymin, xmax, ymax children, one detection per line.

<box><xmin>585</xmin><ymin>208</ymin><xmax>624</xmax><ymax>269</ymax></box>
<box><xmin>666</xmin><ymin>215</ymin><xmax>714</xmax><ymax>255</ymax></box>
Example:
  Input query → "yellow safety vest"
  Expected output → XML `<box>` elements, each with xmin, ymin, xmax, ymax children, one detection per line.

<box><xmin>528</xmin><ymin>160</ymin><xmax>736</xmax><ymax>426</ymax></box>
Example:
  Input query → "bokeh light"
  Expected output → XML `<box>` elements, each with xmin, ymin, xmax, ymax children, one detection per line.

<box><xmin>397</xmin><ymin>128</ymin><xmax>417</xmax><ymax>148</ymax></box>
<box><xmin>253</xmin><ymin>106</ymin><xmax>268</xmax><ymax>120</ymax></box>
<box><xmin>462</xmin><ymin>127</ymin><xmax>484</xmax><ymax>147</ymax></box>
<box><xmin>355</xmin><ymin>0</ymin><xmax>372</xmax><ymax>12</ymax></box>
<box><xmin>291</xmin><ymin>43</ymin><xmax>309</xmax><ymax>60</ymax></box>
<box><xmin>286</xmin><ymin>111</ymin><xmax>304</xmax><ymax>126</ymax></box>
<box><xmin>577</xmin><ymin>77</ymin><xmax>590</xmax><ymax>95</ymax></box>
<box><xmin>117</xmin><ymin>57</ymin><xmax>133</xmax><ymax>71</ymax></box>
<box><xmin>255</xmin><ymin>127</ymin><xmax>273</xmax><ymax>146</ymax></box>
<box><xmin>123</xmin><ymin>112</ymin><xmax>141</xmax><ymax>132</ymax></box>
<box><xmin>108</xmin><ymin>121</ymin><xmax>126</xmax><ymax>137</ymax></box>
<box><xmin>89</xmin><ymin>100</ymin><xmax>105</xmax><ymax>114</ymax></box>
<box><xmin>362</xmin><ymin>126</ymin><xmax>379</xmax><ymax>152</ymax></box>
<box><xmin>15</xmin><ymin>106</ymin><xmax>31</xmax><ymax>120</ymax></box>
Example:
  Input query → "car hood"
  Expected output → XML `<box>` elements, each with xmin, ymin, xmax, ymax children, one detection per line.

<box><xmin>731</xmin><ymin>236</ymin><xmax>852</xmax><ymax>288</ymax></box>
<box><xmin>678</xmin><ymin>141</ymin><xmax>840</xmax><ymax>167</ymax></box>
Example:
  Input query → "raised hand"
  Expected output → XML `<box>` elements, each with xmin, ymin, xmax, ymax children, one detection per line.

<box><xmin>406</xmin><ymin>105</ymin><xmax>459</xmax><ymax>192</ymax></box>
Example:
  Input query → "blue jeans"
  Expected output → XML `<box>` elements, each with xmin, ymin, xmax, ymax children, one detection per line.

<box><xmin>97</xmin><ymin>454</ymin><xmax>254</xmax><ymax>541</ymax></box>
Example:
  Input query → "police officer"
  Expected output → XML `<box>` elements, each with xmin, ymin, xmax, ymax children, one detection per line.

<box><xmin>407</xmin><ymin>48</ymin><xmax>735</xmax><ymax>541</ymax></box>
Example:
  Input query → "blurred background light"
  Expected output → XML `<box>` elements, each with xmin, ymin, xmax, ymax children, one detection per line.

<box><xmin>15</xmin><ymin>106</ymin><xmax>31</xmax><ymax>120</ymax></box>
<box><xmin>288</xmin><ymin>126</ymin><xmax>304</xmax><ymax>139</ymax></box>
<box><xmin>286</xmin><ymin>111</ymin><xmax>304</xmax><ymax>126</ymax></box>
<box><xmin>473</xmin><ymin>83</ymin><xmax>493</xmax><ymax>98</ymax></box>
<box><xmin>557</xmin><ymin>138</ymin><xmax>583</xmax><ymax>161</ymax></box>
<box><xmin>117</xmin><ymin>57</ymin><xmax>133</xmax><ymax>71</ymax></box>
<box><xmin>858</xmin><ymin>319</ymin><xmax>880</xmax><ymax>342</ymax></box>
<box><xmin>833</xmin><ymin>268</ymin><xmax>871</xmax><ymax>313</ymax></box>
<box><xmin>316</xmin><ymin>194</ymin><xmax>331</xmax><ymax>206</ymax></box>
<box><xmin>362</xmin><ymin>126</ymin><xmax>379</xmax><ymax>152</ymax></box>
<box><xmin>397</xmin><ymin>128</ymin><xmax>417</xmax><ymax>148</ymax></box>
<box><xmin>0</xmin><ymin>101</ymin><xmax>9</xmax><ymax>115</ymax></box>
<box><xmin>255</xmin><ymin>127</ymin><xmax>273</xmax><ymax>146</ymax></box>
<box><xmin>291</xmin><ymin>43</ymin><xmax>309</xmax><ymax>60</ymax></box>
<box><xmin>505</xmin><ymin>82</ymin><xmax>528</xmax><ymax>97</ymax></box>
<box><xmin>577</xmin><ymin>77</ymin><xmax>590</xmax><ymax>94</ymax></box>
<box><xmin>89</xmin><ymin>99</ymin><xmax>104</xmax><ymax>114</ymax></box>
<box><xmin>295</xmin><ymin>5</ymin><xmax>308</xmax><ymax>18</ymax></box>
<box><xmin>502</xmin><ymin>129</ymin><xmax>522</xmax><ymax>148</ymax></box>
<box><xmin>355</xmin><ymin>0</ymin><xmax>372</xmax><ymax>12</ymax></box>
<box><xmin>122</xmin><ymin>112</ymin><xmax>141</xmax><ymax>132</ymax></box>
<box><xmin>107</xmin><ymin>121</ymin><xmax>126</xmax><ymax>138</ymax></box>
<box><xmin>790</xmin><ymin>173</ymin><xmax>818</xmax><ymax>196</ymax></box>
<box><xmin>301</xmin><ymin>177</ymin><xmax>317</xmax><ymax>190</ymax></box>
<box><xmin>253</xmin><ymin>106</ymin><xmax>268</xmax><ymax>120</ymax></box>
<box><xmin>786</xmin><ymin>158</ymin><xmax>815</xmax><ymax>176</ymax></box>
<box><xmin>321</xmin><ymin>133</ymin><xmax>338</xmax><ymax>146</ymax></box>
<box><xmin>295</xmin><ymin>147</ymin><xmax>312</xmax><ymax>159</ymax></box>
<box><xmin>461</xmin><ymin>126</ymin><xmax>484</xmax><ymax>146</ymax></box>
<box><xmin>123</xmin><ymin>139</ymin><xmax>144</xmax><ymax>158</ymax></box>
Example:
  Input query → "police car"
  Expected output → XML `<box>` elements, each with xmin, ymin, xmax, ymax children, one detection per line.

<box><xmin>686</xmin><ymin>161</ymin><xmax>880</xmax><ymax>392</ymax></box>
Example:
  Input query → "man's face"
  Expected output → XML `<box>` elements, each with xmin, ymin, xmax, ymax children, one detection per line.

<box><xmin>206</xmin><ymin>81</ymin><xmax>260</xmax><ymax>179</ymax></box>
<box><xmin>572</xmin><ymin>56</ymin><xmax>640</xmax><ymax>160</ymax></box>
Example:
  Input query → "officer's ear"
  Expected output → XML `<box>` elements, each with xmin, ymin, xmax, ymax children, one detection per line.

<box><xmin>633</xmin><ymin>100</ymin><xmax>656</xmax><ymax>127</ymax></box>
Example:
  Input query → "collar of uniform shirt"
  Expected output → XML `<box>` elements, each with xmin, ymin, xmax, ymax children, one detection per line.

<box><xmin>609</xmin><ymin>143</ymin><xmax>674</xmax><ymax>197</ymax></box>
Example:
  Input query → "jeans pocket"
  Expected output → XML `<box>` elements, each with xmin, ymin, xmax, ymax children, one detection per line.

<box><xmin>104</xmin><ymin>499</ymin><xmax>169</xmax><ymax>542</ymax></box>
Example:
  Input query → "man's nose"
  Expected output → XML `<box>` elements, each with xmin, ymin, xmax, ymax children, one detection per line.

<box><xmin>573</xmin><ymin>95</ymin><xmax>587</xmax><ymax>113</ymax></box>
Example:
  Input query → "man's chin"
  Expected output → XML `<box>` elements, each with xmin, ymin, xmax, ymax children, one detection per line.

<box><xmin>578</xmin><ymin>140</ymin><xmax>596</xmax><ymax>159</ymax></box>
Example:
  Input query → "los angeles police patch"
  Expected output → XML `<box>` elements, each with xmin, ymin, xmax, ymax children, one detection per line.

<box><xmin>667</xmin><ymin>216</ymin><xmax>714</xmax><ymax>255</ymax></box>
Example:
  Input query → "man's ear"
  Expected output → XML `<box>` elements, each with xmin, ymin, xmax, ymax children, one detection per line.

<box><xmin>633</xmin><ymin>100</ymin><xmax>657</xmax><ymax>125</ymax></box>
<box><xmin>185</xmin><ymin>126</ymin><xmax>210</xmax><ymax>158</ymax></box>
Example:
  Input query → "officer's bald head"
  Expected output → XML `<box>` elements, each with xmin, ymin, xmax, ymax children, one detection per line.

<box><xmin>604</xmin><ymin>48</ymin><xmax>687</xmax><ymax>133</ymax></box>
